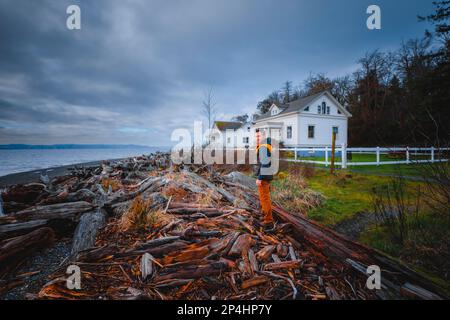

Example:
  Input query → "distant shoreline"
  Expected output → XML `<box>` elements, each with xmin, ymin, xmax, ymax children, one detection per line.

<box><xmin>0</xmin><ymin>160</ymin><xmax>107</xmax><ymax>188</ymax></box>
<box><xmin>0</xmin><ymin>144</ymin><xmax>163</xmax><ymax>150</ymax></box>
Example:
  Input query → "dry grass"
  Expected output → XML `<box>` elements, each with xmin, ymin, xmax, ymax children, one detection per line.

<box><xmin>272</xmin><ymin>165</ymin><xmax>324</xmax><ymax>216</ymax></box>
<box><xmin>119</xmin><ymin>196</ymin><xmax>171</xmax><ymax>231</ymax></box>
<box><xmin>195</xmin><ymin>188</ymin><xmax>218</xmax><ymax>206</ymax></box>
<box><xmin>101</xmin><ymin>178</ymin><xmax>121</xmax><ymax>192</ymax></box>
<box><xmin>162</xmin><ymin>185</ymin><xmax>188</xmax><ymax>202</ymax></box>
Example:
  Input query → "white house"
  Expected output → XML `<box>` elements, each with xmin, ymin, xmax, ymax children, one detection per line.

<box><xmin>253</xmin><ymin>90</ymin><xmax>351</xmax><ymax>148</ymax></box>
<box><xmin>210</xmin><ymin>121</ymin><xmax>253</xmax><ymax>148</ymax></box>
<box><xmin>211</xmin><ymin>90</ymin><xmax>351</xmax><ymax>149</ymax></box>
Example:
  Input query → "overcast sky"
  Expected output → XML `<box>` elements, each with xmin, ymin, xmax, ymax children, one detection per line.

<box><xmin>0</xmin><ymin>0</ymin><xmax>435</xmax><ymax>146</ymax></box>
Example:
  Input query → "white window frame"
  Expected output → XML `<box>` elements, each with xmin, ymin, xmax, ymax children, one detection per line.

<box><xmin>287</xmin><ymin>126</ymin><xmax>292</xmax><ymax>139</ymax></box>
<box><xmin>308</xmin><ymin>125</ymin><xmax>315</xmax><ymax>139</ymax></box>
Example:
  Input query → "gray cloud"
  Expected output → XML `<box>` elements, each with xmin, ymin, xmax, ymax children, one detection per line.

<box><xmin>0</xmin><ymin>0</ymin><xmax>434</xmax><ymax>145</ymax></box>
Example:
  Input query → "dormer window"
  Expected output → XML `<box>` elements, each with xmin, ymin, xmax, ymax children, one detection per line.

<box><xmin>322</xmin><ymin>102</ymin><xmax>326</xmax><ymax>114</ymax></box>
<box><xmin>317</xmin><ymin>106</ymin><xmax>321</xmax><ymax>114</ymax></box>
<box><xmin>270</xmin><ymin>105</ymin><xmax>279</xmax><ymax>116</ymax></box>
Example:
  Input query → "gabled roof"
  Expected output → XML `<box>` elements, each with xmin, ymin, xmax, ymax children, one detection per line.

<box><xmin>255</xmin><ymin>90</ymin><xmax>351</xmax><ymax>121</ymax></box>
<box><xmin>214</xmin><ymin>121</ymin><xmax>243</xmax><ymax>131</ymax></box>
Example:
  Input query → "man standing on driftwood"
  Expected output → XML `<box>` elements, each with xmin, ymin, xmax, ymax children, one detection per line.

<box><xmin>255</xmin><ymin>129</ymin><xmax>275</xmax><ymax>232</ymax></box>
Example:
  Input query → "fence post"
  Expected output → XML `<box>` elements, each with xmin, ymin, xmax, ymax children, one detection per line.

<box><xmin>294</xmin><ymin>147</ymin><xmax>297</xmax><ymax>161</ymax></box>
<box><xmin>341</xmin><ymin>143</ymin><xmax>347</xmax><ymax>169</ymax></box>
<box><xmin>406</xmin><ymin>147</ymin><xmax>410</xmax><ymax>164</ymax></box>
<box><xmin>376</xmin><ymin>147</ymin><xmax>380</xmax><ymax>166</ymax></box>
<box><xmin>325</xmin><ymin>146</ymin><xmax>329</xmax><ymax>167</ymax></box>
<box><xmin>431</xmin><ymin>146</ymin><xmax>435</xmax><ymax>163</ymax></box>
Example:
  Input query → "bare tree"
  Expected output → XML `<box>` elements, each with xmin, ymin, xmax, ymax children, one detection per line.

<box><xmin>202</xmin><ymin>88</ymin><xmax>217</xmax><ymax>130</ymax></box>
<box><xmin>282</xmin><ymin>81</ymin><xmax>293</xmax><ymax>103</ymax></box>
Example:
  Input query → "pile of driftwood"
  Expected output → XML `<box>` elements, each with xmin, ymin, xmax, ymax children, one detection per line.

<box><xmin>0</xmin><ymin>153</ymin><xmax>446</xmax><ymax>300</ymax></box>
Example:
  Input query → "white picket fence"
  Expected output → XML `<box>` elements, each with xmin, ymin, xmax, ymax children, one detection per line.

<box><xmin>280</xmin><ymin>145</ymin><xmax>450</xmax><ymax>168</ymax></box>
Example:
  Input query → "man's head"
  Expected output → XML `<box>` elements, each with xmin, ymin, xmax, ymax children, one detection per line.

<box><xmin>255</xmin><ymin>128</ymin><xmax>266</xmax><ymax>146</ymax></box>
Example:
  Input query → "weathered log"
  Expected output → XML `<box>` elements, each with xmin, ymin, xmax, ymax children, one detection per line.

<box><xmin>227</xmin><ymin>234</ymin><xmax>254</xmax><ymax>257</ymax></box>
<box><xmin>153</xmin><ymin>259</ymin><xmax>233</xmax><ymax>282</ymax></box>
<box><xmin>166</xmin><ymin>207</ymin><xmax>220</xmax><ymax>214</ymax></box>
<box><xmin>276</xmin><ymin>243</ymin><xmax>289</xmax><ymax>257</ymax></box>
<box><xmin>255</xmin><ymin>245</ymin><xmax>275</xmax><ymax>261</ymax></box>
<box><xmin>10</xmin><ymin>201</ymin><xmax>94</xmax><ymax>222</ymax></box>
<box><xmin>288</xmin><ymin>246</ymin><xmax>297</xmax><ymax>261</ymax></box>
<box><xmin>141</xmin><ymin>253</ymin><xmax>155</xmax><ymax>281</ymax></box>
<box><xmin>183</xmin><ymin>171</ymin><xmax>249</xmax><ymax>209</ymax></box>
<box><xmin>160</xmin><ymin>239</ymin><xmax>220</xmax><ymax>265</ymax></box>
<box><xmin>241</xmin><ymin>276</ymin><xmax>269</xmax><ymax>289</ymax></box>
<box><xmin>248</xmin><ymin>248</ymin><xmax>259</xmax><ymax>272</ymax></box>
<box><xmin>71</xmin><ymin>209</ymin><xmax>106</xmax><ymax>256</ymax></box>
<box><xmin>76</xmin><ymin>244</ymin><xmax>118</xmax><ymax>262</ymax></box>
<box><xmin>118</xmin><ymin>240</ymin><xmax>189</xmax><ymax>258</ymax></box>
<box><xmin>169</xmin><ymin>202</ymin><xmax>214</xmax><ymax>209</ymax></box>
<box><xmin>38</xmin><ymin>189</ymin><xmax>97</xmax><ymax>206</ymax></box>
<box><xmin>133</xmin><ymin>236</ymin><xmax>181</xmax><ymax>251</ymax></box>
<box><xmin>0</xmin><ymin>219</ymin><xmax>48</xmax><ymax>240</ymax></box>
<box><xmin>0</xmin><ymin>227</ymin><xmax>55</xmax><ymax>276</ymax></box>
<box><xmin>272</xmin><ymin>204</ymin><xmax>448</xmax><ymax>299</ymax></box>
<box><xmin>2</xmin><ymin>183</ymin><xmax>48</xmax><ymax>205</ymax></box>
<box><xmin>264</xmin><ymin>260</ymin><xmax>301</xmax><ymax>271</ymax></box>
<box><xmin>400</xmin><ymin>283</ymin><xmax>443</xmax><ymax>300</ymax></box>
<box><xmin>223</xmin><ymin>171</ymin><xmax>257</xmax><ymax>190</ymax></box>
<box><xmin>154</xmin><ymin>278</ymin><xmax>193</xmax><ymax>289</ymax></box>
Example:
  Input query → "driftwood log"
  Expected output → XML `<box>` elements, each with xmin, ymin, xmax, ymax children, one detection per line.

<box><xmin>272</xmin><ymin>204</ymin><xmax>447</xmax><ymax>300</ymax></box>
<box><xmin>183</xmin><ymin>171</ymin><xmax>249</xmax><ymax>209</ymax></box>
<box><xmin>0</xmin><ymin>227</ymin><xmax>55</xmax><ymax>276</ymax></box>
<box><xmin>71</xmin><ymin>209</ymin><xmax>106</xmax><ymax>257</ymax></box>
<box><xmin>7</xmin><ymin>201</ymin><xmax>94</xmax><ymax>222</ymax></box>
<box><xmin>0</xmin><ymin>219</ymin><xmax>48</xmax><ymax>240</ymax></box>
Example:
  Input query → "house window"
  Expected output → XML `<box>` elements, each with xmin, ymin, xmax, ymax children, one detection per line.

<box><xmin>227</xmin><ymin>137</ymin><xmax>231</xmax><ymax>143</ymax></box>
<box><xmin>317</xmin><ymin>106</ymin><xmax>321</xmax><ymax>114</ymax></box>
<box><xmin>322</xmin><ymin>102</ymin><xmax>326</xmax><ymax>115</ymax></box>
<box><xmin>287</xmin><ymin>126</ymin><xmax>292</xmax><ymax>139</ymax></box>
<box><xmin>243</xmin><ymin>137</ymin><xmax>249</xmax><ymax>143</ymax></box>
<box><xmin>304</xmin><ymin>106</ymin><xmax>309</xmax><ymax>112</ymax></box>
<box><xmin>247</xmin><ymin>127</ymin><xmax>250</xmax><ymax>132</ymax></box>
<box><xmin>326</xmin><ymin>106</ymin><xmax>330</xmax><ymax>115</ymax></box>
<box><xmin>308</xmin><ymin>125</ymin><xmax>315</xmax><ymax>139</ymax></box>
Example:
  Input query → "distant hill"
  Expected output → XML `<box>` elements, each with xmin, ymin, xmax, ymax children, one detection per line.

<box><xmin>0</xmin><ymin>144</ymin><xmax>155</xmax><ymax>150</ymax></box>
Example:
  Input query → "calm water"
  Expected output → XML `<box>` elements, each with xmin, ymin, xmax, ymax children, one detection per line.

<box><xmin>0</xmin><ymin>147</ymin><xmax>168</xmax><ymax>177</ymax></box>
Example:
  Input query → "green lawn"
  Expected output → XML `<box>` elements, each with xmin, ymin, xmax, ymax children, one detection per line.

<box><xmin>283</xmin><ymin>151</ymin><xmax>432</xmax><ymax>163</ymax></box>
<box><xmin>277</xmin><ymin>167</ymin><xmax>422</xmax><ymax>226</ymax></box>
<box><xmin>281</xmin><ymin>152</ymin><xmax>437</xmax><ymax>177</ymax></box>
<box><xmin>272</xmin><ymin>163</ymin><xmax>450</xmax><ymax>289</ymax></box>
